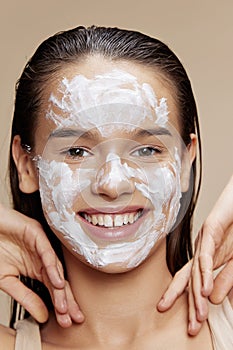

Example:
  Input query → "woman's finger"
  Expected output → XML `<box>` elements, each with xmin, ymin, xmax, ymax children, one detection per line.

<box><xmin>41</xmin><ymin>266</ymin><xmax>68</xmax><ymax>314</ymax></box>
<box><xmin>196</xmin><ymin>225</ymin><xmax>218</xmax><ymax>296</ymax></box>
<box><xmin>64</xmin><ymin>281</ymin><xmax>84</xmax><ymax>323</ymax></box>
<box><xmin>188</xmin><ymin>278</ymin><xmax>203</xmax><ymax>336</ymax></box>
<box><xmin>26</xmin><ymin>222</ymin><xmax>65</xmax><ymax>289</ymax></box>
<box><xmin>191</xmin><ymin>248</ymin><xmax>209</xmax><ymax>322</ymax></box>
<box><xmin>210</xmin><ymin>260</ymin><xmax>233</xmax><ymax>304</ymax></box>
<box><xmin>0</xmin><ymin>276</ymin><xmax>48</xmax><ymax>323</ymax></box>
<box><xmin>157</xmin><ymin>260</ymin><xmax>192</xmax><ymax>311</ymax></box>
<box><xmin>42</xmin><ymin>272</ymin><xmax>73</xmax><ymax>328</ymax></box>
<box><xmin>42</xmin><ymin>268</ymin><xmax>84</xmax><ymax>327</ymax></box>
<box><xmin>52</xmin><ymin>283</ymin><xmax>84</xmax><ymax>328</ymax></box>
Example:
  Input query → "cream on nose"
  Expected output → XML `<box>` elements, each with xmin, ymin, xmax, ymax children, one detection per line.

<box><xmin>91</xmin><ymin>153</ymin><xmax>135</xmax><ymax>199</ymax></box>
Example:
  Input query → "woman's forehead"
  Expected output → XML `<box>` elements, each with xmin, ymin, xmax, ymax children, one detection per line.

<box><xmin>36</xmin><ymin>62</ymin><xmax>181</xmax><ymax>147</ymax></box>
<box><xmin>51</xmin><ymin>66</ymin><xmax>177</xmax><ymax>119</ymax></box>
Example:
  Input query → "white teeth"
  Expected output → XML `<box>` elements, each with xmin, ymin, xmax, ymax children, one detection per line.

<box><xmin>128</xmin><ymin>213</ymin><xmax>134</xmax><ymax>224</ymax></box>
<box><xmin>83</xmin><ymin>210</ymin><xmax>142</xmax><ymax>228</ymax></box>
<box><xmin>97</xmin><ymin>215</ymin><xmax>104</xmax><ymax>226</ymax></box>
<box><xmin>104</xmin><ymin>215</ymin><xmax>113</xmax><ymax>227</ymax></box>
<box><xmin>114</xmin><ymin>215</ymin><xmax>124</xmax><ymax>227</ymax></box>
<box><xmin>92</xmin><ymin>215</ymin><xmax>98</xmax><ymax>226</ymax></box>
<box><xmin>123</xmin><ymin>214</ymin><xmax>129</xmax><ymax>224</ymax></box>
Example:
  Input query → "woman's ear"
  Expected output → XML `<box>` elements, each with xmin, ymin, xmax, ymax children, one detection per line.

<box><xmin>180</xmin><ymin>133</ymin><xmax>197</xmax><ymax>192</ymax></box>
<box><xmin>12</xmin><ymin>135</ymin><xmax>39</xmax><ymax>193</ymax></box>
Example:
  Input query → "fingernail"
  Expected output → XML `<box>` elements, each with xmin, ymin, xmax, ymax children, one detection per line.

<box><xmin>157</xmin><ymin>298</ymin><xmax>167</xmax><ymax>310</ymax></box>
<box><xmin>61</xmin><ymin>314</ymin><xmax>72</xmax><ymax>328</ymax></box>
<box><xmin>158</xmin><ymin>297</ymin><xmax>164</xmax><ymax>304</ymax></box>
<box><xmin>188</xmin><ymin>321</ymin><xmax>195</xmax><ymax>335</ymax></box>
<box><xmin>188</xmin><ymin>323</ymin><xmax>193</xmax><ymax>334</ymax></box>
<box><xmin>77</xmin><ymin>311</ymin><xmax>85</xmax><ymax>321</ymax></box>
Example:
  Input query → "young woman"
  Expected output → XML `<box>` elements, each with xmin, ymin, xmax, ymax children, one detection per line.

<box><xmin>0</xmin><ymin>26</ymin><xmax>232</xmax><ymax>349</ymax></box>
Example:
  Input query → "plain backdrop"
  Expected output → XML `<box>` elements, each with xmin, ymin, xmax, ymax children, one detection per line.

<box><xmin>0</xmin><ymin>0</ymin><xmax>232</xmax><ymax>326</ymax></box>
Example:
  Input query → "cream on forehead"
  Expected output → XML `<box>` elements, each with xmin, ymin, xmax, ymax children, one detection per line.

<box><xmin>46</xmin><ymin>69</ymin><xmax>169</xmax><ymax>130</ymax></box>
<box><xmin>37</xmin><ymin>150</ymin><xmax>181</xmax><ymax>268</ymax></box>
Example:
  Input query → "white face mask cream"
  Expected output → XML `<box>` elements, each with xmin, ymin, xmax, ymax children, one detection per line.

<box><xmin>36</xmin><ymin>69</ymin><xmax>187</xmax><ymax>269</ymax></box>
<box><xmin>46</xmin><ymin>69</ymin><xmax>169</xmax><ymax>136</ymax></box>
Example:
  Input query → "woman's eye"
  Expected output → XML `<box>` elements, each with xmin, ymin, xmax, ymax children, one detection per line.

<box><xmin>66</xmin><ymin>147</ymin><xmax>91</xmax><ymax>159</ymax></box>
<box><xmin>132</xmin><ymin>146</ymin><xmax>162</xmax><ymax>157</ymax></box>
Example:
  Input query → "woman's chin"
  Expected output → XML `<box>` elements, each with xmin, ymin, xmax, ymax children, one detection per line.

<box><xmin>85</xmin><ymin>258</ymin><xmax>140</xmax><ymax>274</ymax></box>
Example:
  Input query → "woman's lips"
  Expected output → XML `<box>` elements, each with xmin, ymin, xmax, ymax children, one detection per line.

<box><xmin>77</xmin><ymin>208</ymin><xmax>147</xmax><ymax>241</ymax></box>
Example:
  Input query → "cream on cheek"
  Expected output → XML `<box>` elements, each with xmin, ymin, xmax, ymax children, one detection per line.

<box><xmin>38</xmin><ymin>153</ymin><xmax>181</xmax><ymax>268</ymax></box>
<box><xmin>37</xmin><ymin>70</ymin><xmax>182</xmax><ymax>268</ymax></box>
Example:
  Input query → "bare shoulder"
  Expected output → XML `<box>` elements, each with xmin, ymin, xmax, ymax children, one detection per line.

<box><xmin>0</xmin><ymin>324</ymin><xmax>15</xmax><ymax>350</ymax></box>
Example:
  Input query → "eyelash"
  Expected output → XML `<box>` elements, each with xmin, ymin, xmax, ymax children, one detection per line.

<box><xmin>60</xmin><ymin>145</ymin><xmax>163</xmax><ymax>161</ymax></box>
<box><xmin>62</xmin><ymin>147</ymin><xmax>92</xmax><ymax>159</ymax></box>
<box><xmin>131</xmin><ymin>146</ymin><xmax>163</xmax><ymax>157</ymax></box>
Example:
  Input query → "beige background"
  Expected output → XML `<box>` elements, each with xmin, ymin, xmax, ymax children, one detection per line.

<box><xmin>0</xmin><ymin>0</ymin><xmax>232</xmax><ymax>232</ymax></box>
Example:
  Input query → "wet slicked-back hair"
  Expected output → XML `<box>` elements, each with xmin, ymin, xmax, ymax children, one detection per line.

<box><xmin>9</xmin><ymin>26</ymin><xmax>201</xmax><ymax>323</ymax></box>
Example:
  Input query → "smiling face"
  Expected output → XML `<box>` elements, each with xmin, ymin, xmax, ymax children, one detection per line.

<box><xmin>20</xmin><ymin>57</ymin><xmax>195</xmax><ymax>272</ymax></box>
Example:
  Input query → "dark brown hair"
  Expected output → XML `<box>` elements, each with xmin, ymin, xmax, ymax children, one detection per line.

<box><xmin>9</xmin><ymin>26</ymin><xmax>201</xmax><ymax>322</ymax></box>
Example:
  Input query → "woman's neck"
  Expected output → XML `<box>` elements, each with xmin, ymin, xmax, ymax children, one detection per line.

<box><xmin>66</xmin><ymin>239</ymin><xmax>171</xmax><ymax>324</ymax></box>
<box><xmin>42</xmin><ymin>239</ymin><xmax>191</xmax><ymax>348</ymax></box>
<box><xmin>41</xmin><ymin>238</ymin><xmax>214</xmax><ymax>349</ymax></box>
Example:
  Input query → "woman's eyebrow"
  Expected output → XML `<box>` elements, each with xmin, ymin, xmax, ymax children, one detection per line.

<box><xmin>48</xmin><ymin>128</ymin><xmax>97</xmax><ymax>140</ymax></box>
<box><xmin>133</xmin><ymin>127</ymin><xmax>172</xmax><ymax>138</ymax></box>
<box><xmin>48</xmin><ymin>127</ymin><xmax>172</xmax><ymax>140</ymax></box>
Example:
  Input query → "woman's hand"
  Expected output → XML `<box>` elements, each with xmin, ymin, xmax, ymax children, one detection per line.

<box><xmin>0</xmin><ymin>203</ymin><xmax>84</xmax><ymax>327</ymax></box>
<box><xmin>157</xmin><ymin>175</ymin><xmax>233</xmax><ymax>335</ymax></box>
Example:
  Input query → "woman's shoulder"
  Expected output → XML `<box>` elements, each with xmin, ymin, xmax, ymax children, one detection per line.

<box><xmin>0</xmin><ymin>324</ymin><xmax>15</xmax><ymax>350</ymax></box>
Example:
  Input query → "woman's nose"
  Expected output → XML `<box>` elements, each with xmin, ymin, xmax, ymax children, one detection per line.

<box><xmin>91</xmin><ymin>155</ymin><xmax>135</xmax><ymax>199</ymax></box>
